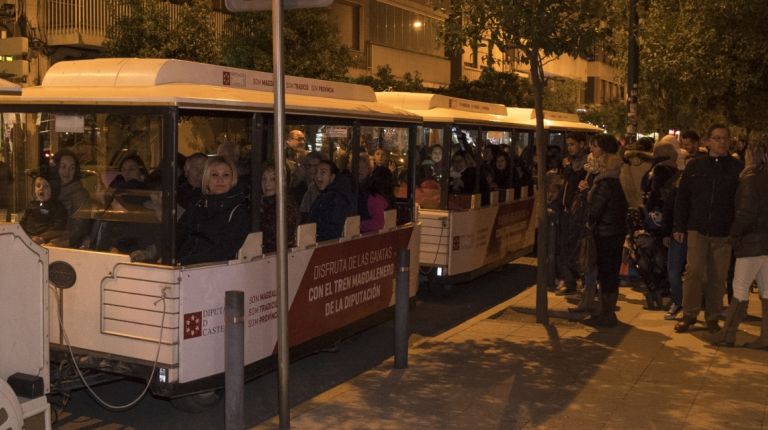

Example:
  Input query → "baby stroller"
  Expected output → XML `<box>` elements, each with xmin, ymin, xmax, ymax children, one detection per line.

<box><xmin>625</xmin><ymin>208</ymin><xmax>669</xmax><ymax>310</ymax></box>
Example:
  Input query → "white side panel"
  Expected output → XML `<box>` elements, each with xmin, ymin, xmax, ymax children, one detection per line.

<box><xmin>178</xmin><ymin>250</ymin><xmax>312</xmax><ymax>383</ymax></box>
<box><xmin>418</xmin><ymin>210</ymin><xmax>449</xmax><ymax>266</ymax></box>
<box><xmin>0</xmin><ymin>224</ymin><xmax>49</xmax><ymax>393</ymax></box>
<box><xmin>48</xmin><ymin>248</ymin><xmax>179</xmax><ymax>366</ymax></box>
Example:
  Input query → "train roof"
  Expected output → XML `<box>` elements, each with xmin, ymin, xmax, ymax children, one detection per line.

<box><xmin>0</xmin><ymin>58</ymin><xmax>421</xmax><ymax>123</ymax></box>
<box><xmin>507</xmin><ymin>107</ymin><xmax>604</xmax><ymax>133</ymax></box>
<box><xmin>375</xmin><ymin>91</ymin><xmax>529</xmax><ymax>129</ymax></box>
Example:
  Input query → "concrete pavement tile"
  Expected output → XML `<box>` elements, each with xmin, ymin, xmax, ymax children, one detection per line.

<box><xmin>685</xmin><ymin>397</ymin><xmax>764</xmax><ymax>429</ymax></box>
<box><xmin>456</xmin><ymin>319</ymin><xmax>526</xmax><ymax>337</ymax></box>
<box><xmin>604</xmin><ymin>416</ymin><xmax>684</xmax><ymax>430</ymax></box>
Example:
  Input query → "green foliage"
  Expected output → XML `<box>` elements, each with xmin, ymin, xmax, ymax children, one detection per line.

<box><xmin>221</xmin><ymin>9</ymin><xmax>353</xmax><ymax>81</ymax></box>
<box><xmin>164</xmin><ymin>0</ymin><xmax>220</xmax><ymax>63</ymax></box>
<box><xmin>542</xmin><ymin>78</ymin><xmax>583</xmax><ymax>113</ymax></box>
<box><xmin>579</xmin><ymin>99</ymin><xmax>626</xmax><ymax>136</ymax></box>
<box><xmin>610</xmin><ymin>0</ymin><xmax>768</xmax><ymax>133</ymax></box>
<box><xmin>104</xmin><ymin>0</ymin><xmax>170</xmax><ymax>58</ymax></box>
<box><xmin>352</xmin><ymin>65</ymin><xmax>425</xmax><ymax>92</ymax></box>
<box><xmin>104</xmin><ymin>0</ymin><xmax>219</xmax><ymax>63</ymax></box>
<box><xmin>435</xmin><ymin>68</ymin><xmax>531</xmax><ymax>107</ymax></box>
<box><xmin>444</xmin><ymin>1</ymin><xmax>608</xmax><ymax>71</ymax></box>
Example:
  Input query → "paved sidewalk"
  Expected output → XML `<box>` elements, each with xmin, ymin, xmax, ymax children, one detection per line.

<box><xmin>254</xmin><ymin>258</ymin><xmax>768</xmax><ymax>429</ymax></box>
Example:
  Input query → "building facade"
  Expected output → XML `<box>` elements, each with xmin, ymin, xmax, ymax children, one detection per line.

<box><xmin>0</xmin><ymin>0</ymin><xmax>622</xmax><ymax>108</ymax></box>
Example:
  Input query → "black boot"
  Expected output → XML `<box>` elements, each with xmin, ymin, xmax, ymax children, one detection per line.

<box><xmin>583</xmin><ymin>292</ymin><xmax>618</xmax><ymax>328</ymax></box>
<box><xmin>569</xmin><ymin>283</ymin><xmax>596</xmax><ymax>313</ymax></box>
<box><xmin>708</xmin><ymin>299</ymin><xmax>748</xmax><ymax>347</ymax></box>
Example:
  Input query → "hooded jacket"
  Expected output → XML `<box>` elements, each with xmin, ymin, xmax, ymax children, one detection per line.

<box><xmin>177</xmin><ymin>188</ymin><xmax>251</xmax><ymax>265</ymax></box>
<box><xmin>20</xmin><ymin>198</ymin><xmax>68</xmax><ymax>242</ymax></box>
<box><xmin>588</xmin><ymin>154</ymin><xmax>628</xmax><ymax>237</ymax></box>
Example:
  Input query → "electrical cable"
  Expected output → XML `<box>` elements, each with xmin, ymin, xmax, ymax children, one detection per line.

<box><xmin>50</xmin><ymin>284</ymin><xmax>170</xmax><ymax>411</ymax></box>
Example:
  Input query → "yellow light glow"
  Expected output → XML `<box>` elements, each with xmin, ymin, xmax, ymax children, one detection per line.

<box><xmin>413</xmin><ymin>20</ymin><xmax>423</xmax><ymax>29</ymax></box>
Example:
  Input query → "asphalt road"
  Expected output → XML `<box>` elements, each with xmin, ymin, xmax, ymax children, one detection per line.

<box><xmin>53</xmin><ymin>261</ymin><xmax>536</xmax><ymax>429</ymax></box>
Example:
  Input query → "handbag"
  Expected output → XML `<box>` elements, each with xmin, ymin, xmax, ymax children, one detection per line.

<box><xmin>573</xmin><ymin>232</ymin><xmax>597</xmax><ymax>274</ymax></box>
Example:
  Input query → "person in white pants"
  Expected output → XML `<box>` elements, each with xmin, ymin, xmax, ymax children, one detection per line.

<box><xmin>711</xmin><ymin>135</ymin><xmax>768</xmax><ymax>347</ymax></box>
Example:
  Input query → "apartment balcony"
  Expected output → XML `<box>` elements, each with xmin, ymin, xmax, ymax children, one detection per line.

<box><xmin>40</xmin><ymin>0</ymin><xmax>231</xmax><ymax>49</ymax></box>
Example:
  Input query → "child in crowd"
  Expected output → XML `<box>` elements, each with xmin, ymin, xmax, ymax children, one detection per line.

<box><xmin>20</xmin><ymin>173</ymin><xmax>68</xmax><ymax>246</ymax></box>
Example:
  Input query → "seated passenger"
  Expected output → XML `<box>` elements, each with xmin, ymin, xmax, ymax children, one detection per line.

<box><xmin>20</xmin><ymin>173</ymin><xmax>68</xmax><ymax>246</ymax></box>
<box><xmin>493</xmin><ymin>152</ymin><xmax>513</xmax><ymax>189</ymax></box>
<box><xmin>449</xmin><ymin>150</ymin><xmax>476</xmax><ymax>194</ymax></box>
<box><xmin>310</xmin><ymin>160</ymin><xmax>354</xmax><ymax>242</ymax></box>
<box><xmin>360</xmin><ymin>166</ymin><xmax>394</xmax><ymax>233</ymax></box>
<box><xmin>298</xmin><ymin>152</ymin><xmax>324</xmax><ymax>222</ymax></box>
<box><xmin>93</xmin><ymin>153</ymin><xmax>159</xmax><ymax>260</ymax></box>
<box><xmin>260</xmin><ymin>164</ymin><xmax>297</xmax><ymax>253</ymax></box>
<box><xmin>178</xmin><ymin>152</ymin><xmax>206</xmax><ymax>212</ymax></box>
<box><xmin>217</xmin><ymin>141</ymin><xmax>251</xmax><ymax>193</ymax></box>
<box><xmin>177</xmin><ymin>156</ymin><xmax>250</xmax><ymax>265</ymax></box>
<box><xmin>53</xmin><ymin>149</ymin><xmax>91</xmax><ymax>247</ymax></box>
<box><xmin>415</xmin><ymin>164</ymin><xmax>441</xmax><ymax>209</ymax></box>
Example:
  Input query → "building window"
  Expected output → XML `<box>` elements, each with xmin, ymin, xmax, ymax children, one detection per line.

<box><xmin>332</xmin><ymin>1</ymin><xmax>362</xmax><ymax>51</ymax></box>
<box><xmin>370</xmin><ymin>1</ymin><xmax>443</xmax><ymax>57</ymax></box>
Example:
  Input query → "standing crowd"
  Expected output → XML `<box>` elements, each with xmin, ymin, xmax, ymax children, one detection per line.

<box><xmin>551</xmin><ymin>124</ymin><xmax>768</xmax><ymax>348</ymax></box>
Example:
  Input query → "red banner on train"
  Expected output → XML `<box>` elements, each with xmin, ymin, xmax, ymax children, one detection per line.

<box><xmin>288</xmin><ymin>228</ymin><xmax>413</xmax><ymax>346</ymax></box>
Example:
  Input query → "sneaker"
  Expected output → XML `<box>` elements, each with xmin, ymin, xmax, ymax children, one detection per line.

<box><xmin>664</xmin><ymin>303</ymin><xmax>682</xmax><ymax>320</ymax></box>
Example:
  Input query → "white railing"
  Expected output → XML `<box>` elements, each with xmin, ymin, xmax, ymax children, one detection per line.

<box><xmin>40</xmin><ymin>0</ymin><xmax>232</xmax><ymax>47</ymax></box>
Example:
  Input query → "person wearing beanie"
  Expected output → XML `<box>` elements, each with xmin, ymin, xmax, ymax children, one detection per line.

<box><xmin>581</xmin><ymin>135</ymin><xmax>628</xmax><ymax>328</ymax></box>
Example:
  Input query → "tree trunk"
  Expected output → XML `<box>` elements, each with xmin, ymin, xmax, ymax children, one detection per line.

<box><xmin>530</xmin><ymin>52</ymin><xmax>549</xmax><ymax>325</ymax></box>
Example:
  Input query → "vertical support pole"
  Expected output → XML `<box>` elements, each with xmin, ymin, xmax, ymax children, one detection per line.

<box><xmin>626</xmin><ymin>0</ymin><xmax>639</xmax><ymax>147</ymax></box>
<box><xmin>271</xmin><ymin>1</ymin><xmax>291</xmax><ymax>428</ymax></box>
<box><xmin>394</xmin><ymin>249</ymin><xmax>410</xmax><ymax>369</ymax></box>
<box><xmin>225</xmin><ymin>291</ymin><xmax>244</xmax><ymax>430</ymax></box>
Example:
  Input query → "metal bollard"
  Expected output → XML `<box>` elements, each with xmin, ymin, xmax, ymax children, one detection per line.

<box><xmin>225</xmin><ymin>291</ymin><xmax>244</xmax><ymax>430</ymax></box>
<box><xmin>394</xmin><ymin>249</ymin><xmax>410</xmax><ymax>369</ymax></box>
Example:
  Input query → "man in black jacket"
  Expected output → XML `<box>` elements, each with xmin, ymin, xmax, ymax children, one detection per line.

<box><xmin>673</xmin><ymin>124</ymin><xmax>742</xmax><ymax>333</ymax></box>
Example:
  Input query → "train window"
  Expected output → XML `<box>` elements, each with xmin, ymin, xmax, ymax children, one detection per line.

<box><xmin>415</xmin><ymin>127</ymin><xmax>443</xmax><ymax>210</ymax></box>
<box><xmin>0</xmin><ymin>111</ymin><xmax>171</xmax><ymax>259</ymax></box>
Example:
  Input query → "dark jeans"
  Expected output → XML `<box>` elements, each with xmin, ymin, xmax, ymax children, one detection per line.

<box><xmin>667</xmin><ymin>237</ymin><xmax>687</xmax><ymax>306</ymax></box>
<box><xmin>556</xmin><ymin>210</ymin><xmax>579</xmax><ymax>288</ymax></box>
<box><xmin>595</xmin><ymin>233</ymin><xmax>625</xmax><ymax>295</ymax></box>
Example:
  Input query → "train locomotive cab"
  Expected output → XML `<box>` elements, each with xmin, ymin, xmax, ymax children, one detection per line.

<box><xmin>0</xmin><ymin>58</ymin><xmax>421</xmax><ymax>403</ymax></box>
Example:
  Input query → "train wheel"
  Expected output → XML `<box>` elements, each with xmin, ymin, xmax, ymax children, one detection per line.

<box><xmin>170</xmin><ymin>390</ymin><xmax>221</xmax><ymax>413</ymax></box>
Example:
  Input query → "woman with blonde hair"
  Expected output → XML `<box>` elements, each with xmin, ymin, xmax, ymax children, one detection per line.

<box><xmin>176</xmin><ymin>156</ymin><xmax>251</xmax><ymax>265</ymax></box>
<box><xmin>711</xmin><ymin>135</ymin><xmax>768</xmax><ymax>347</ymax></box>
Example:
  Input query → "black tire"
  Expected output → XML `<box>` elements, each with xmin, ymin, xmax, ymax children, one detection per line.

<box><xmin>170</xmin><ymin>390</ymin><xmax>221</xmax><ymax>413</ymax></box>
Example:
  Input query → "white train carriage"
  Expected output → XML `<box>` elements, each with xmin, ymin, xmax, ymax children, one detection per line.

<box><xmin>376</xmin><ymin>92</ymin><xmax>538</xmax><ymax>286</ymax></box>
<box><xmin>377</xmin><ymin>93</ymin><xmax>602</xmax><ymax>286</ymax></box>
<box><xmin>0</xmin><ymin>58</ymin><xmax>421</xmax><ymax>402</ymax></box>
